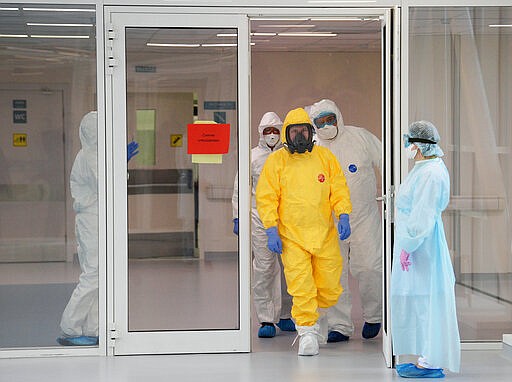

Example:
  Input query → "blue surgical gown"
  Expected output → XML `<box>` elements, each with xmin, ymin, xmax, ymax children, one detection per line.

<box><xmin>391</xmin><ymin>158</ymin><xmax>460</xmax><ymax>372</ymax></box>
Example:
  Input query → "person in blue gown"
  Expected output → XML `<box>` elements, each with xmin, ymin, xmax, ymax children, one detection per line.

<box><xmin>391</xmin><ymin>120</ymin><xmax>460</xmax><ymax>378</ymax></box>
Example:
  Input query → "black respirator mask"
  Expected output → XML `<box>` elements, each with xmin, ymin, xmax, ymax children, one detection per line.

<box><xmin>284</xmin><ymin>124</ymin><xmax>314</xmax><ymax>154</ymax></box>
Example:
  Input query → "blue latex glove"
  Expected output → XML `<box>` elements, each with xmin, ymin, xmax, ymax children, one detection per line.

<box><xmin>127</xmin><ymin>140</ymin><xmax>139</xmax><ymax>162</ymax></box>
<box><xmin>266</xmin><ymin>226</ymin><xmax>282</xmax><ymax>254</ymax></box>
<box><xmin>338</xmin><ymin>214</ymin><xmax>351</xmax><ymax>240</ymax></box>
<box><xmin>233</xmin><ymin>218</ymin><xmax>239</xmax><ymax>236</ymax></box>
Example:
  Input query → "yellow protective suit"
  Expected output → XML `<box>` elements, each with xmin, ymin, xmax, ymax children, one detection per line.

<box><xmin>256</xmin><ymin>108</ymin><xmax>352</xmax><ymax>326</ymax></box>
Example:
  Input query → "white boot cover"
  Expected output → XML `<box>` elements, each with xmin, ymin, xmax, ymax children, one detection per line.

<box><xmin>296</xmin><ymin>324</ymin><xmax>320</xmax><ymax>356</ymax></box>
<box><xmin>317</xmin><ymin>309</ymin><xmax>328</xmax><ymax>345</ymax></box>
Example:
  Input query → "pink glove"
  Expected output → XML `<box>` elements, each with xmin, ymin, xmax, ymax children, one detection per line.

<box><xmin>400</xmin><ymin>250</ymin><xmax>411</xmax><ymax>272</ymax></box>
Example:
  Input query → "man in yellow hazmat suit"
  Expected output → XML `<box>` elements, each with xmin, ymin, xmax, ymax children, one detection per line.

<box><xmin>256</xmin><ymin>107</ymin><xmax>352</xmax><ymax>356</ymax></box>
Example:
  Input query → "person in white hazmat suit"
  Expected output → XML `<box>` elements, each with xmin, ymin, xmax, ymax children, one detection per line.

<box><xmin>58</xmin><ymin>112</ymin><xmax>139</xmax><ymax>346</ymax></box>
<box><xmin>308</xmin><ymin>99</ymin><xmax>383</xmax><ymax>342</ymax></box>
<box><xmin>232</xmin><ymin>111</ymin><xmax>295</xmax><ymax>338</ymax></box>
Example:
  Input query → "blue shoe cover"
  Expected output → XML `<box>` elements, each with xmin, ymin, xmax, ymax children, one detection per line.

<box><xmin>396</xmin><ymin>363</ymin><xmax>415</xmax><ymax>373</ymax></box>
<box><xmin>362</xmin><ymin>322</ymin><xmax>381</xmax><ymax>339</ymax></box>
<box><xmin>396</xmin><ymin>364</ymin><xmax>445</xmax><ymax>378</ymax></box>
<box><xmin>57</xmin><ymin>335</ymin><xmax>99</xmax><ymax>346</ymax></box>
<box><xmin>276</xmin><ymin>318</ymin><xmax>296</xmax><ymax>332</ymax></box>
<box><xmin>327</xmin><ymin>331</ymin><xmax>350</xmax><ymax>342</ymax></box>
<box><xmin>258</xmin><ymin>324</ymin><xmax>276</xmax><ymax>338</ymax></box>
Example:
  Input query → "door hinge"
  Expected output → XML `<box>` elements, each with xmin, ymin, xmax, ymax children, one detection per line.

<box><xmin>109</xmin><ymin>322</ymin><xmax>118</xmax><ymax>347</ymax></box>
<box><xmin>107</xmin><ymin>23</ymin><xmax>117</xmax><ymax>75</ymax></box>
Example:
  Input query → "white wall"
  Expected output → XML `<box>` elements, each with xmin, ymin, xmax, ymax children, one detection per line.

<box><xmin>251</xmin><ymin>51</ymin><xmax>382</xmax><ymax>142</ymax></box>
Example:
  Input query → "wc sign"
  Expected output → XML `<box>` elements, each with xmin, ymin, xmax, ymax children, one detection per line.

<box><xmin>13</xmin><ymin>110</ymin><xmax>27</xmax><ymax>124</ymax></box>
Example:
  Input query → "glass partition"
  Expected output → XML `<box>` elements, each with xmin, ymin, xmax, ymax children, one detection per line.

<box><xmin>0</xmin><ymin>4</ymin><xmax>97</xmax><ymax>348</ymax></box>
<box><xmin>125</xmin><ymin>27</ymin><xmax>239</xmax><ymax>331</ymax></box>
<box><xmin>409</xmin><ymin>6</ymin><xmax>512</xmax><ymax>341</ymax></box>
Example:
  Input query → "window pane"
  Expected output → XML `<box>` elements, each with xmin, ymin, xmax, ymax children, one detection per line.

<box><xmin>0</xmin><ymin>4</ymin><xmax>98</xmax><ymax>348</ymax></box>
<box><xmin>125</xmin><ymin>27</ymin><xmax>239</xmax><ymax>331</ymax></box>
<box><xmin>409</xmin><ymin>6</ymin><xmax>512</xmax><ymax>341</ymax></box>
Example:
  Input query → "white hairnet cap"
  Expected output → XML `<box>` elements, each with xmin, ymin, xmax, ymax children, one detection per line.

<box><xmin>407</xmin><ymin>120</ymin><xmax>444</xmax><ymax>157</ymax></box>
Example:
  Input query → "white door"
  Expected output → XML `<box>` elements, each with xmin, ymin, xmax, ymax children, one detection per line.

<box><xmin>106</xmin><ymin>8</ymin><xmax>250</xmax><ymax>355</ymax></box>
<box><xmin>381</xmin><ymin>7</ymin><xmax>401</xmax><ymax>368</ymax></box>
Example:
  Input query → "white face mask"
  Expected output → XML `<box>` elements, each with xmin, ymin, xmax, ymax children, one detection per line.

<box><xmin>316</xmin><ymin>124</ymin><xmax>338</xmax><ymax>140</ymax></box>
<box><xmin>264</xmin><ymin>133</ymin><xmax>280</xmax><ymax>148</ymax></box>
<box><xmin>406</xmin><ymin>144</ymin><xmax>418</xmax><ymax>160</ymax></box>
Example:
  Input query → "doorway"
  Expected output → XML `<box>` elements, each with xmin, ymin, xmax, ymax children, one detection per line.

<box><xmin>248</xmin><ymin>11</ymin><xmax>397</xmax><ymax>367</ymax></box>
<box><xmin>105</xmin><ymin>6</ymin><xmax>398</xmax><ymax>361</ymax></box>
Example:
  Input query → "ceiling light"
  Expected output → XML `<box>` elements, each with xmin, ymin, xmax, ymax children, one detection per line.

<box><xmin>489</xmin><ymin>24</ymin><xmax>512</xmax><ymax>28</ymax></box>
<box><xmin>278</xmin><ymin>32</ymin><xmax>337</xmax><ymax>37</ymax></box>
<box><xmin>147</xmin><ymin>43</ymin><xmax>200</xmax><ymax>47</ymax></box>
<box><xmin>0</xmin><ymin>34</ymin><xmax>28</xmax><ymax>38</ymax></box>
<box><xmin>0</xmin><ymin>7</ymin><xmax>19</xmax><ymax>11</ymax></box>
<box><xmin>217</xmin><ymin>33</ymin><xmax>237</xmax><ymax>37</ymax></box>
<box><xmin>201</xmin><ymin>43</ymin><xmax>237</xmax><ymax>47</ymax></box>
<box><xmin>30</xmin><ymin>35</ymin><xmax>90</xmax><ymax>39</ymax></box>
<box><xmin>307</xmin><ymin>1</ymin><xmax>376</xmax><ymax>3</ymax></box>
<box><xmin>23</xmin><ymin>7</ymin><xmax>95</xmax><ymax>12</ymax></box>
<box><xmin>252</xmin><ymin>18</ymin><xmax>309</xmax><ymax>21</ymax></box>
<box><xmin>251</xmin><ymin>32</ymin><xmax>277</xmax><ymax>36</ymax></box>
<box><xmin>259</xmin><ymin>25</ymin><xmax>315</xmax><ymax>28</ymax></box>
<box><xmin>309</xmin><ymin>18</ymin><xmax>358</xmax><ymax>21</ymax></box>
<box><xmin>27</xmin><ymin>23</ymin><xmax>94</xmax><ymax>27</ymax></box>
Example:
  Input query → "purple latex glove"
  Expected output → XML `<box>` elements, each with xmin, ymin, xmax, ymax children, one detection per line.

<box><xmin>400</xmin><ymin>250</ymin><xmax>411</xmax><ymax>271</ymax></box>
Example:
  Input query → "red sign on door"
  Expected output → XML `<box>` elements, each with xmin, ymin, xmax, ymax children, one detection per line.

<box><xmin>187</xmin><ymin>123</ymin><xmax>230</xmax><ymax>154</ymax></box>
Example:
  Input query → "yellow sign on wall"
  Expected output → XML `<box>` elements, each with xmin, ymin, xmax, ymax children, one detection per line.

<box><xmin>170</xmin><ymin>134</ymin><xmax>183</xmax><ymax>147</ymax></box>
<box><xmin>13</xmin><ymin>133</ymin><xmax>27</xmax><ymax>147</ymax></box>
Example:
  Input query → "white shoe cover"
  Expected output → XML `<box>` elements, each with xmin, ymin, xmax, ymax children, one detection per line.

<box><xmin>296</xmin><ymin>325</ymin><xmax>320</xmax><ymax>356</ymax></box>
<box><xmin>317</xmin><ymin>310</ymin><xmax>328</xmax><ymax>345</ymax></box>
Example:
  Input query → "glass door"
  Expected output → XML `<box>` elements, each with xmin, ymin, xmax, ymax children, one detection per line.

<box><xmin>106</xmin><ymin>8</ymin><xmax>250</xmax><ymax>355</ymax></box>
<box><xmin>381</xmin><ymin>7</ymin><xmax>400</xmax><ymax>368</ymax></box>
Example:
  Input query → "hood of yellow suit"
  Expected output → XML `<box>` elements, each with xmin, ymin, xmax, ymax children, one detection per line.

<box><xmin>281</xmin><ymin>107</ymin><xmax>313</xmax><ymax>146</ymax></box>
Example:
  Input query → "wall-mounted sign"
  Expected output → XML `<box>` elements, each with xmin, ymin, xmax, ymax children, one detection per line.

<box><xmin>204</xmin><ymin>101</ymin><xmax>236</xmax><ymax>110</ymax></box>
<box><xmin>13</xmin><ymin>133</ymin><xmax>27</xmax><ymax>147</ymax></box>
<box><xmin>13</xmin><ymin>110</ymin><xmax>27</xmax><ymax>124</ymax></box>
<box><xmin>213</xmin><ymin>111</ymin><xmax>226</xmax><ymax>124</ymax></box>
<box><xmin>135</xmin><ymin>65</ymin><xmax>156</xmax><ymax>73</ymax></box>
<box><xmin>13</xmin><ymin>99</ymin><xmax>27</xmax><ymax>109</ymax></box>
<box><xmin>187</xmin><ymin>123</ymin><xmax>230</xmax><ymax>154</ymax></box>
<box><xmin>170</xmin><ymin>134</ymin><xmax>183</xmax><ymax>147</ymax></box>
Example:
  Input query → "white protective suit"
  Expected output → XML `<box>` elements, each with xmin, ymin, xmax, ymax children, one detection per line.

<box><xmin>60</xmin><ymin>111</ymin><xmax>99</xmax><ymax>337</ymax></box>
<box><xmin>232</xmin><ymin>111</ymin><xmax>293</xmax><ymax>324</ymax></box>
<box><xmin>308</xmin><ymin>99</ymin><xmax>382</xmax><ymax>336</ymax></box>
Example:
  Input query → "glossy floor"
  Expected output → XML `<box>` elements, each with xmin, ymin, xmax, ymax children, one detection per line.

<box><xmin>1</xmin><ymin>334</ymin><xmax>512</xmax><ymax>382</ymax></box>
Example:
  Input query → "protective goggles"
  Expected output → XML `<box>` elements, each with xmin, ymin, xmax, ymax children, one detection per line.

<box><xmin>262</xmin><ymin>126</ymin><xmax>281</xmax><ymax>135</ymax></box>
<box><xmin>403</xmin><ymin>134</ymin><xmax>437</xmax><ymax>148</ymax></box>
<box><xmin>313</xmin><ymin>113</ymin><xmax>337</xmax><ymax>129</ymax></box>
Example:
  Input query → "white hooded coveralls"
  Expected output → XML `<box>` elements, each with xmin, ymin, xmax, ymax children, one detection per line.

<box><xmin>309</xmin><ymin>99</ymin><xmax>382</xmax><ymax>336</ymax></box>
<box><xmin>232</xmin><ymin>112</ymin><xmax>292</xmax><ymax>324</ymax></box>
<box><xmin>60</xmin><ymin>111</ymin><xmax>99</xmax><ymax>337</ymax></box>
